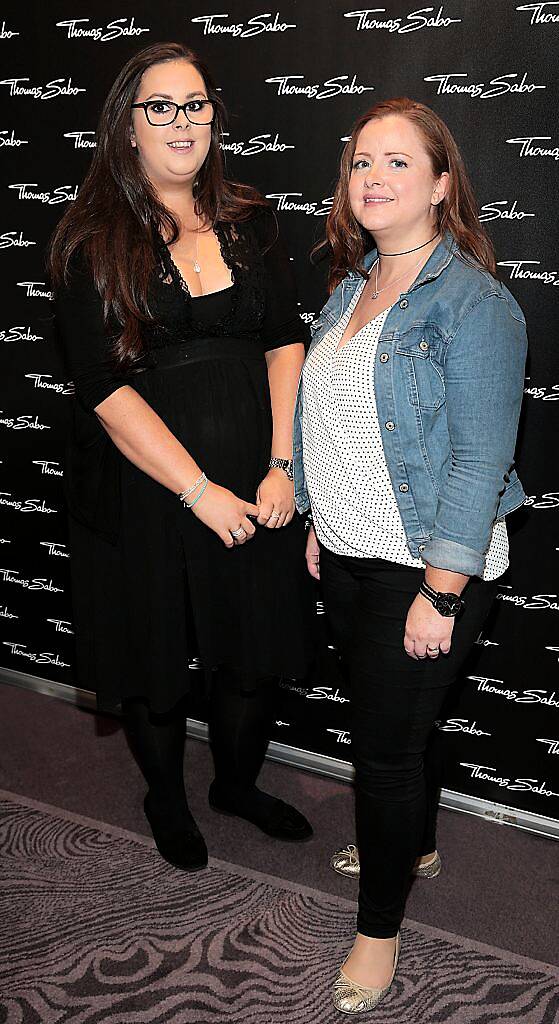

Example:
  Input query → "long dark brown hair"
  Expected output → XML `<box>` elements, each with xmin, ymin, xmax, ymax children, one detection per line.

<box><xmin>318</xmin><ymin>97</ymin><xmax>496</xmax><ymax>293</ymax></box>
<box><xmin>48</xmin><ymin>42</ymin><xmax>267</xmax><ymax>366</ymax></box>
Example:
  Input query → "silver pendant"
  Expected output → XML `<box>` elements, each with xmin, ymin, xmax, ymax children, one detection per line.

<box><xmin>371</xmin><ymin>291</ymin><xmax>379</xmax><ymax>300</ymax></box>
<box><xmin>193</xmin><ymin>260</ymin><xmax>201</xmax><ymax>274</ymax></box>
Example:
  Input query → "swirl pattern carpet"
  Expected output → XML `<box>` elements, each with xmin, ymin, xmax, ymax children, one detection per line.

<box><xmin>1</xmin><ymin>791</ymin><xmax>557</xmax><ymax>1024</ymax></box>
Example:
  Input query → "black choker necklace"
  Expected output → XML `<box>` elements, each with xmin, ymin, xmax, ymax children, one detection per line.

<box><xmin>378</xmin><ymin>231</ymin><xmax>440</xmax><ymax>257</ymax></box>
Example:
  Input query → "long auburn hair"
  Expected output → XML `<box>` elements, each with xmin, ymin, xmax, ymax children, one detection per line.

<box><xmin>319</xmin><ymin>97</ymin><xmax>496</xmax><ymax>293</ymax></box>
<box><xmin>48</xmin><ymin>42</ymin><xmax>267</xmax><ymax>367</ymax></box>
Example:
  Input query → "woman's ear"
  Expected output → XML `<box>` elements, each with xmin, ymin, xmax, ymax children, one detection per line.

<box><xmin>432</xmin><ymin>171</ymin><xmax>449</xmax><ymax>205</ymax></box>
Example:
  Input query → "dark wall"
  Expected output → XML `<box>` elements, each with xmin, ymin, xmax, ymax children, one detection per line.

<box><xmin>1</xmin><ymin>0</ymin><xmax>558</xmax><ymax>821</ymax></box>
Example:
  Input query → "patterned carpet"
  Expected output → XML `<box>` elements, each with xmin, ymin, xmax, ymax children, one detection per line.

<box><xmin>1</xmin><ymin>791</ymin><xmax>557</xmax><ymax>1024</ymax></box>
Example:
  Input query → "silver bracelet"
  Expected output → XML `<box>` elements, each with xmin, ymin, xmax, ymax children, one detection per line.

<box><xmin>185</xmin><ymin>478</ymin><xmax>208</xmax><ymax>509</ymax></box>
<box><xmin>178</xmin><ymin>472</ymin><xmax>206</xmax><ymax>504</ymax></box>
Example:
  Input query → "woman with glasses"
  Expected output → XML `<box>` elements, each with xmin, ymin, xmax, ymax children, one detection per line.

<box><xmin>50</xmin><ymin>42</ymin><xmax>314</xmax><ymax>871</ymax></box>
<box><xmin>293</xmin><ymin>98</ymin><xmax>527</xmax><ymax>1011</ymax></box>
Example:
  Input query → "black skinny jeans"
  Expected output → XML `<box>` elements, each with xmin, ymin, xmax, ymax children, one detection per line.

<box><xmin>320</xmin><ymin>547</ymin><xmax>498</xmax><ymax>938</ymax></box>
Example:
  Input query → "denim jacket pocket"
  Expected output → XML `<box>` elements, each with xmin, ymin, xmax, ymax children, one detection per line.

<box><xmin>395</xmin><ymin>331</ymin><xmax>446</xmax><ymax>412</ymax></box>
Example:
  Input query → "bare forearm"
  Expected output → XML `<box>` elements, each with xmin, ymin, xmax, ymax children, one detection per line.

<box><xmin>424</xmin><ymin>564</ymin><xmax>469</xmax><ymax>596</ymax></box>
<box><xmin>265</xmin><ymin>343</ymin><xmax>305</xmax><ymax>459</ymax></box>
<box><xmin>94</xmin><ymin>385</ymin><xmax>201</xmax><ymax>494</ymax></box>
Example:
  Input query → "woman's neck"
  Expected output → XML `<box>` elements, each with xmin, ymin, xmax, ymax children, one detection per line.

<box><xmin>372</xmin><ymin>225</ymin><xmax>441</xmax><ymax>286</ymax></box>
<box><xmin>156</xmin><ymin>181</ymin><xmax>201</xmax><ymax>235</ymax></box>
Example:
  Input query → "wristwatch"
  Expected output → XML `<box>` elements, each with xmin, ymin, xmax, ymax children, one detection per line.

<box><xmin>269</xmin><ymin>457</ymin><xmax>294</xmax><ymax>481</ymax></box>
<box><xmin>419</xmin><ymin>580</ymin><xmax>464</xmax><ymax>618</ymax></box>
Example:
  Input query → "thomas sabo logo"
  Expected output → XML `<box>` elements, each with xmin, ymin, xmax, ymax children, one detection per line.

<box><xmin>344</xmin><ymin>6</ymin><xmax>461</xmax><ymax>33</ymax></box>
<box><xmin>191</xmin><ymin>12</ymin><xmax>296</xmax><ymax>37</ymax></box>
<box><xmin>424</xmin><ymin>71</ymin><xmax>545</xmax><ymax>99</ymax></box>
<box><xmin>56</xmin><ymin>18</ymin><xmax>150</xmax><ymax>41</ymax></box>
<box><xmin>265</xmin><ymin>74</ymin><xmax>374</xmax><ymax>99</ymax></box>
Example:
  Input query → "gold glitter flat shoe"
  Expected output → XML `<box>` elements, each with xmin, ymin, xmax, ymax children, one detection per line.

<box><xmin>330</xmin><ymin>844</ymin><xmax>360</xmax><ymax>879</ymax></box>
<box><xmin>414</xmin><ymin>850</ymin><xmax>442</xmax><ymax>878</ymax></box>
<box><xmin>330</xmin><ymin>845</ymin><xmax>442</xmax><ymax>880</ymax></box>
<box><xmin>333</xmin><ymin>932</ymin><xmax>400</xmax><ymax>1014</ymax></box>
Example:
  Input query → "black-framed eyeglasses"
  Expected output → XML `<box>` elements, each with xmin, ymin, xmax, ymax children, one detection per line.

<box><xmin>131</xmin><ymin>99</ymin><xmax>215</xmax><ymax>126</ymax></box>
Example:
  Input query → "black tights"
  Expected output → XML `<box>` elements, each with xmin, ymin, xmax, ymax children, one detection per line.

<box><xmin>123</xmin><ymin>671</ymin><xmax>278</xmax><ymax>822</ymax></box>
<box><xmin>208</xmin><ymin>669</ymin><xmax>277</xmax><ymax>796</ymax></box>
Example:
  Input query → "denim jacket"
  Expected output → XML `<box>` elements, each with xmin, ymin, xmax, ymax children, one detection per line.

<box><xmin>293</xmin><ymin>232</ymin><xmax>527</xmax><ymax>577</ymax></box>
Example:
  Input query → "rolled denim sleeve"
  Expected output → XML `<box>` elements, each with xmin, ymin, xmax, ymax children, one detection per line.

<box><xmin>422</xmin><ymin>290</ymin><xmax>527</xmax><ymax>577</ymax></box>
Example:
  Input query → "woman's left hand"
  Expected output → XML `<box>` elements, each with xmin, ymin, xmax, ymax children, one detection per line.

<box><xmin>256</xmin><ymin>468</ymin><xmax>295</xmax><ymax>528</ymax></box>
<box><xmin>404</xmin><ymin>594</ymin><xmax>454</xmax><ymax>660</ymax></box>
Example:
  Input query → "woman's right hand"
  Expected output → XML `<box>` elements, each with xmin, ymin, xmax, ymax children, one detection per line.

<box><xmin>190</xmin><ymin>481</ymin><xmax>260</xmax><ymax>548</ymax></box>
<box><xmin>305</xmin><ymin>524</ymin><xmax>320</xmax><ymax>579</ymax></box>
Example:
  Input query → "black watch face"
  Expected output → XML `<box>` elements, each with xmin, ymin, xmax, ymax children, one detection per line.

<box><xmin>435</xmin><ymin>593</ymin><xmax>462</xmax><ymax>617</ymax></box>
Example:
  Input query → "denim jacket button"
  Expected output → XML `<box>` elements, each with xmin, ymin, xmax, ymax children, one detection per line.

<box><xmin>399</xmin><ymin>483</ymin><xmax>409</xmax><ymax>493</ymax></box>
<box><xmin>385</xmin><ymin>420</ymin><xmax>395</xmax><ymax>431</ymax></box>
<box><xmin>419</xmin><ymin>340</ymin><xmax>429</xmax><ymax>351</ymax></box>
<box><xmin>379</xmin><ymin>352</ymin><xmax>389</xmax><ymax>364</ymax></box>
<box><xmin>399</xmin><ymin>299</ymin><xmax>409</xmax><ymax>309</ymax></box>
<box><xmin>418</xmin><ymin>544</ymin><xmax>426</xmax><ymax>553</ymax></box>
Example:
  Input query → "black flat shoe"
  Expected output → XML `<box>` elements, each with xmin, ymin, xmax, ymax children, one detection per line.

<box><xmin>144</xmin><ymin>795</ymin><xmax>208</xmax><ymax>872</ymax></box>
<box><xmin>208</xmin><ymin>781</ymin><xmax>313</xmax><ymax>842</ymax></box>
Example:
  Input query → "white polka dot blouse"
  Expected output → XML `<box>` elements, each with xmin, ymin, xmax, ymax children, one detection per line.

<box><xmin>301</xmin><ymin>279</ymin><xmax>509</xmax><ymax>581</ymax></box>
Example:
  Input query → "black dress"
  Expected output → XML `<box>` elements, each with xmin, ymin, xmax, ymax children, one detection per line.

<box><xmin>56</xmin><ymin>209</ymin><xmax>314</xmax><ymax>714</ymax></box>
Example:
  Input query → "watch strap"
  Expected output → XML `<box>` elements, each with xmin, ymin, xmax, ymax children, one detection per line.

<box><xmin>419</xmin><ymin>581</ymin><xmax>464</xmax><ymax>617</ymax></box>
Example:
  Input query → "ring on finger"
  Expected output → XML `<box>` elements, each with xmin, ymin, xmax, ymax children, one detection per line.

<box><xmin>427</xmin><ymin>645</ymin><xmax>440</xmax><ymax>653</ymax></box>
<box><xmin>269</xmin><ymin>510</ymin><xmax>280</xmax><ymax>519</ymax></box>
<box><xmin>230</xmin><ymin>526</ymin><xmax>246</xmax><ymax>539</ymax></box>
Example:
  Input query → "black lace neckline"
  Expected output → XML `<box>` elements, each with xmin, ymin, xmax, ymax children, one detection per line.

<box><xmin>152</xmin><ymin>219</ymin><xmax>264</xmax><ymax>344</ymax></box>
<box><xmin>161</xmin><ymin>223</ymin><xmax>234</xmax><ymax>296</ymax></box>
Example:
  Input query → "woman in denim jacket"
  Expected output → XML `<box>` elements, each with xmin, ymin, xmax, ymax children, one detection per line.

<box><xmin>293</xmin><ymin>98</ymin><xmax>527</xmax><ymax>1013</ymax></box>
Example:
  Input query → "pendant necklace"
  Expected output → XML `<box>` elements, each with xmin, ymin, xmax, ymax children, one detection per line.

<box><xmin>370</xmin><ymin>253</ymin><xmax>426</xmax><ymax>300</ymax></box>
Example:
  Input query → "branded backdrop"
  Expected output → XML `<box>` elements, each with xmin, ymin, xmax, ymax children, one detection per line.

<box><xmin>1</xmin><ymin>0</ymin><xmax>558</xmax><ymax>826</ymax></box>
